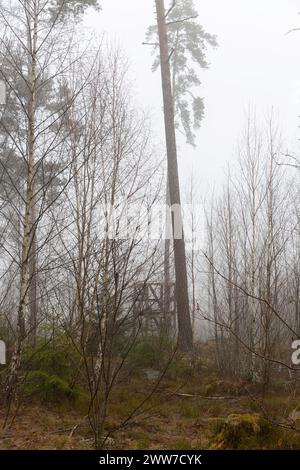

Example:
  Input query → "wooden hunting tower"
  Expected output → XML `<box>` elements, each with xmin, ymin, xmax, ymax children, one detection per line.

<box><xmin>133</xmin><ymin>282</ymin><xmax>176</xmax><ymax>335</ymax></box>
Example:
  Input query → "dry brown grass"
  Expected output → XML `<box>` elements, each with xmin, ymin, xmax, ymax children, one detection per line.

<box><xmin>0</xmin><ymin>374</ymin><xmax>300</xmax><ymax>450</ymax></box>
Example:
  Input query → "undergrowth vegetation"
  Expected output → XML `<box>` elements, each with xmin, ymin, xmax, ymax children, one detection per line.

<box><xmin>19</xmin><ymin>336</ymin><xmax>86</xmax><ymax>405</ymax></box>
<box><xmin>1</xmin><ymin>335</ymin><xmax>300</xmax><ymax>450</ymax></box>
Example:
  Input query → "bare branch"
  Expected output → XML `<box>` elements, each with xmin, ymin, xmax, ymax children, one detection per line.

<box><xmin>164</xmin><ymin>0</ymin><xmax>176</xmax><ymax>19</ymax></box>
<box><xmin>166</xmin><ymin>15</ymin><xmax>199</xmax><ymax>26</ymax></box>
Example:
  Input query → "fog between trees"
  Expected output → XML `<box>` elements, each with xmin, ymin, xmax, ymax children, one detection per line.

<box><xmin>0</xmin><ymin>0</ymin><xmax>300</xmax><ymax>452</ymax></box>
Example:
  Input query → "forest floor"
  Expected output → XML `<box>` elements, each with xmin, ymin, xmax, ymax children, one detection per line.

<box><xmin>1</xmin><ymin>373</ymin><xmax>300</xmax><ymax>450</ymax></box>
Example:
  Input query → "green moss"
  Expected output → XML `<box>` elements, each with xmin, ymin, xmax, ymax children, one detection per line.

<box><xmin>210</xmin><ymin>413</ymin><xmax>272</xmax><ymax>449</ymax></box>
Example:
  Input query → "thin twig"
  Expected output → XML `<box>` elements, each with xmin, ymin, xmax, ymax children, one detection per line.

<box><xmin>166</xmin><ymin>15</ymin><xmax>198</xmax><ymax>26</ymax></box>
<box><xmin>165</xmin><ymin>0</ymin><xmax>176</xmax><ymax>19</ymax></box>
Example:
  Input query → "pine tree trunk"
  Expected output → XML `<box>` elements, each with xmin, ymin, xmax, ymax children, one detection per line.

<box><xmin>155</xmin><ymin>0</ymin><xmax>193</xmax><ymax>351</ymax></box>
<box><xmin>164</xmin><ymin>178</ymin><xmax>171</xmax><ymax>321</ymax></box>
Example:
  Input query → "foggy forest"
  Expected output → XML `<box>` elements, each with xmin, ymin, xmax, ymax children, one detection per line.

<box><xmin>0</xmin><ymin>0</ymin><xmax>300</xmax><ymax>457</ymax></box>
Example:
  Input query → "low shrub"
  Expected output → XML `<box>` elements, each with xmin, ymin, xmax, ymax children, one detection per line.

<box><xmin>21</xmin><ymin>370</ymin><xmax>81</xmax><ymax>403</ymax></box>
<box><xmin>127</xmin><ymin>336</ymin><xmax>174</xmax><ymax>370</ymax></box>
<box><xmin>210</xmin><ymin>413</ymin><xmax>272</xmax><ymax>449</ymax></box>
<box><xmin>20</xmin><ymin>335</ymin><xmax>86</xmax><ymax>405</ymax></box>
<box><xmin>22</xmin><ymin>335</ymin><xmax>81</xmax><ymax>383</ymax></box>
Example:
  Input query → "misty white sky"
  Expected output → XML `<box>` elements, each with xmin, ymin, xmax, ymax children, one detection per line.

<box><xmin>86</xmin><ymin>0</ymin><xmax>300</xmax><ymax>194</ymax></box>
